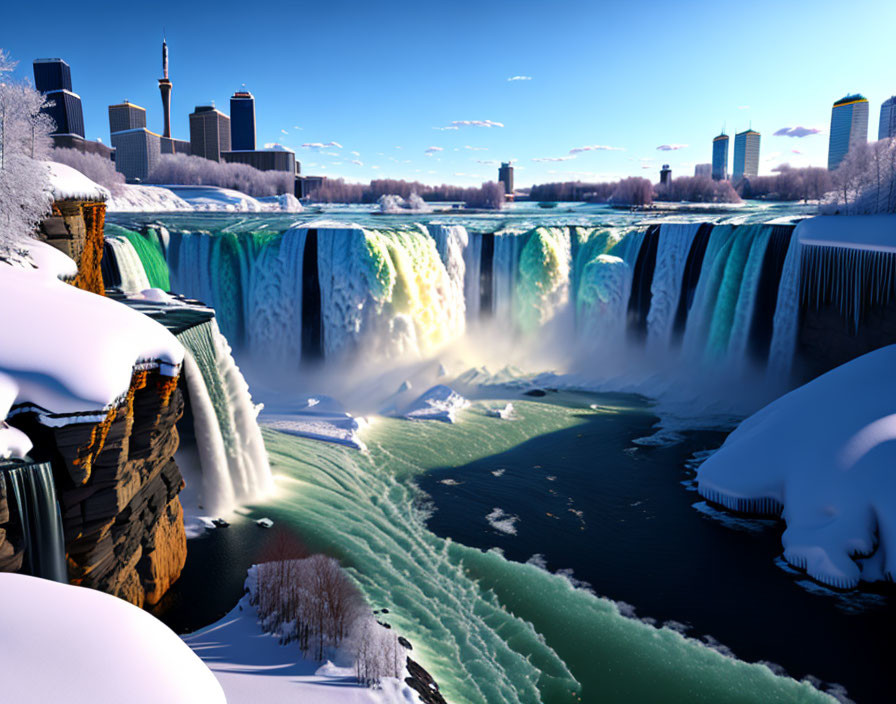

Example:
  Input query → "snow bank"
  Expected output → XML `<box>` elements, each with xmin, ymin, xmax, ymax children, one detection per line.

<box><xmin>183</xmin><ymin>572</ymin><xmax>418</xmax><ymax>704</ymax></box>
<box><xmin>0</xmin><ymin>245</ymin><xmax>183</xmax><ymax>419</ymax></box>
<box><xmin>486</xmin><ymin>402</ymin><xmax>517</xmax><ymax>420</ymax></box>
<box><xmin>164</xmin><ymin>185</ymin><xmax>296</xmax><ymax>212</ymax></box>
<box><xmin>697</xmin><ymin>345</ymin><xmax>896</xmax><ymax>588</ymax></box>
<box><xmin>0</xmin><ymin>573</ymin><xmax>225</xmax><ymax>704</ymax></box>
<box><xmin>257</xmin><ymin>193</ymin><xmax>303</xmax><ymax>212</ymax></box>
<box><xmin>43</xmin><ymin>161</ymin><xmax>110</xmax><ymax>202</ymax></box>
<box><xmin>797</xmin><ymin>214</ymin><xmax>896</xmax><ymax>253</ymax></box>
<box><xmin>107</xmin><ymin>184</ymin><xmax>193</xmax><ymax>212</ymax></box>
<box><xmin>400</xmin><ymin>384</ymin><xmax>470</xmax><ymax>423</ymax></box>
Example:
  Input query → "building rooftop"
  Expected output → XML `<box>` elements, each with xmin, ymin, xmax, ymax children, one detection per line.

<box><xmin>735</xmin><ymin>129</ymin><xmax>761</xmax><ymax>136</ymax></box>
<box><xmin>231</xmin><ymin>91</ymin><xmax>254</xmax><ymax>99</ymax></box>
<box><xmin>833</xmin><ymin>94</ymin><xmax>868</xmax><ymax>107</ymax></box>
<box><xmin>109</xmin><ymin>101</ymin><xmax>146</xmax><ymax>110</ymax></box>
<box><xmin>713</xmin><ymin>133</ymin><xmax>729</xmax><ymax>142</ymax></box>
<box><xmin>34</xmin><ymin>58</ymin><xmax>69</xmax><ymax>65</ymax></box>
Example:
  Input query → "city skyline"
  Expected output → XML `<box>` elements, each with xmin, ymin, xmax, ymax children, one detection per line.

<box><xmin>5</xmin><ymin>0</ymin><xmax>895</xmax><ymax>187</ymax></box>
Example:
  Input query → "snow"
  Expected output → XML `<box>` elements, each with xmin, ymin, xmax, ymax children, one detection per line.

<box><xmin>0</xmin><ymin>573</ymin><xmax>226</xmax><ymax>704</ymax></box>
<box><xmin>798</xmin><ymin>214</ymin><xmax>896</xmax><ymax>252</ymax></box>
<box><xmin>400</xmin><ymin>384</ymin><xmax>470</xmax><ymax>423</ymax></box>
<box><xmin>107</xmin><ymin>184</ymin><xmax>302</xmax><ymax>213</ymax></box>
<box><xmin>697</xmin><ymin>345</ymin><xmax>896</xmax><ymax>588</ymax></box>
<box><xmin>107</xmin><ymin>184</ymin><xmax>193</xmax><ymax>212</ymax></box>
<box><xmin>0</xmin><ymin>244</ymin><xmax>183</xmax><ymax>419</ymax></box>
<box><xmin>183</xmin><ymin>583</ymin><xmax>418</xmax><ymax>704</ymax></box>
<box><xmin>43</xmin><ymin>161</ymin><xmax>110</xmax><ymax>202</ymax></box>
<box><xmin>486</xmin><ymin>402</ymin><xmax>517</xmax><ymax>420</ymax></box>
<box><xmin>261</xmin><ymin>396</ymin><xmax>368</xmax><ymax>450</ymax></box>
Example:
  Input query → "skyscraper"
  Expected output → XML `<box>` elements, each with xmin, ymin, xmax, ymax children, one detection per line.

<box><xmin>660</xmin><ymin>164</ymin><xmax>671</xmax><ymax>185</ymax></box>
<box><xmin>108</xmin><ymin>101</ymin><xmax>146</xmax><ymax>134</ymax></box>
<box><xmin>732</xmin><ymin>129</ymin><xmax>761</xmax><ymax>181</ymax></box>
<box><xmin>498</xmin><ymin>162</ymin><xmax>514</xmax><ymax>195</ymax></box>
<box><xmin>828</xmin><ymin>94</ymin><xmax>868</xmax><ymax>170</ymax></box>
<box><xmin>32</xmin><ymin>58</ymin><xmax>84</xmax><ymax>138</ymax></box>
<box><xmin>158</xmin><ymin>40</ymin><xmax>172</xmax><ymax>139</ymax></box>
<box><xmin>189</xmin><ymin>106</ymin><xmax>231</xmax><ymax>161</ymax></box>
<box><xmin>711</xmin><ymin>133</ymin><xmax>729</xmax><ymax>180</ymax></box>
<box><xmin>109</xmin><ymin>101</ymin><xmax>160</xmax><ymax>181</ymax></box>
<box><xmin>230</xmin><ymin>91</ymin><xmax>256</xmax><ymax>151</ymax></box>
<box><xmin>879</xmin><ymin>96</ymin><xmax>896</xmax><ymax>141</ymax></box>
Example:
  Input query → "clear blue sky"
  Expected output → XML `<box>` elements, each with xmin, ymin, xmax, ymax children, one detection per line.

<box><xmin>4</xmin><ymin>0</ymin><xmax>895</xmax><ymax>186</ymax></box>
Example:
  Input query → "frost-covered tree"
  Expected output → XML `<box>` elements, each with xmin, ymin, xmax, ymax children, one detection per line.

<box><xmin>146</xmin><ymin>153</ymin><xmax>294</xmax><ymax>197</ymax></box>
<box><xmin>0</xmin><ymin>48</ymin><xmax>54</xmax><ymax>245</ymax></box>
<box><xmin>51</xmin><ymin>147</ymin><xmax>126</xmax><ymax>195</ymax></box>
<box><xmin>610</xmin><ymin>177</ymin><xmax>654</xmax><ymax>206</ymax></box>
<box><xmin>655</xmin><ymin>175</ymin><xmax>741</xmax><ymax>203</ymax></box>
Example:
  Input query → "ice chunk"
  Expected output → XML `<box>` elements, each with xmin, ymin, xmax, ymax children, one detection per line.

<box><xmin>400</xmin><ymin>384</ymin><xmax>470</xmax><ymax>423</ymax></box>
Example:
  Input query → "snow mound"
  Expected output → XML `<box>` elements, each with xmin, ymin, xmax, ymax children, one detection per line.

<box><xmin>0</xmin><ymin>248</ymin><xmax>183</xmax><ymax>419</ymax></box>
<box><xmin>44</xmin><ymin>161</ymin><xmax>110</xmax><ymax>202</ymax></box>
<box><xmin>697</xmin><ymin>345</ymin><xmax>896</xmax><ymax>588</ymax></box>
<box><xmin>798</xmin><ymin>214</ymin><xmax>896</xmax><ymax>253</ymax></box>
<box><xmin>258</xmin><ymin>193</ymin><xmax>303</xmax><ymax>212</ymax></box>
<box><xmin>0</xmin><ymin>573</ymin><xmax>225</xmax><ymax>704</ymax></box>
<box><xmin>261</xmin><ymin>396</ymin><xmax>367</xmax><ymax>450</ymax></box>
<box><xmin>400</xmin><ymin>384</ymin><xmax>470</xmax><ymax>423</ymax></box>
<box><xmin>487</xmin><ymin>402</ymin><xmax>517</xmax><ymax>420</ymax></box>
<box><xmin>107</xmin><ymin>184</ymin><xmax>193</xmax><ymax>212</ymax></box>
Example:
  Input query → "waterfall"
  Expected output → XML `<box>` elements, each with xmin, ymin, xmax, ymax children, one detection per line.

<box><xmin>646</xmin><ymin>223</ymin><xmax>701</xmax><ymax>350</ymax></box>
<box><xmin>178</xmin><ymin>319</ymin><xmax>272</xmax><ymax>516</ymax></box>
<box><xmin>627</xmin><ymin>225</ymin><xmax>660</xmax><ymax>340</ymax></box>
<box><xmin>463</xmin><ymin>231</ymin><xmax>482</xmax><ymax>322</ymax></box>
<box><xmin>2</xmin><ymin>462</ymin><xmax>67</xmax><ymax>582</ymax></box>
<box><xmin>104</xmin><ymin>236</ymin><xmax>151</xmax><ymax>293</ymax></box>
<box><xmin>515</xmin><ymin>227</ymin><xmax>572</xmax><ymax>334</ymax></box>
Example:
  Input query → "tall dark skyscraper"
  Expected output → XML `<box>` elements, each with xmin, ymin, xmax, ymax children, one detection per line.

<box><xmin>498</xmin><ymin>162</ymin><xmax>514</xmax><ymax>195</ymax></box>
<box><xmin>711</xmin><ymin>132</ymin><xmax>729</xmax><ymax>180</ymax></box>
<box><xmin>158</xmin><ymin>40</ymin><xmax>172</xmax><ymax>139</ymax></box>
<box><xmin>230</xmin><ymin>91</ymin><xmax>256</xmax><ymax>151</ymax></box>
<box><xmin>32</xmin><ymin>58</ymin><xmax>85</xmax><ymax>138</ymax></box>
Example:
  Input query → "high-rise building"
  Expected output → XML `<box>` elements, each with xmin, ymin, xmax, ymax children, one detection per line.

<box><xmin>879</xmin><ymin>96</ymin><xmax>896</xmax><ymax>141</ymax></box>
<box><xmin>230</xmin><ymin>91</ymin><xmax>256</xmax><ymax>151</ymax></box>
<box><xmin>108</xmin><ymin>101</ymin><xmax>147</xmax><ymax>134</ymax></box>
<box><xmin>694</xmin><ymin>163</ymin><xmax>712</xmax><ymax>178</ymax></box>
<box><xmin>110</xmin><ymin>128</ymin><xmax>161</xmax><ymax>182</ymax></box>
<box><xmin>828</xmin><ymin>94</ymin><xmax>869</xmax><ymax>170</ymax></box>
<box><xmin>189</xmin><ymin>106</ymin><xmax>231</xmax><ymax>161</ymax></box>
<box><xmin>711</xmin><ymin>133</ymin><xmax>729</xmax><ymax>180</ymax></box>
<box><xmin>659</xmin><ymin>164</ymin><xmax>672</xmax><ymax>185</ymax></box>
<box><xmin>498</xmin><ymin>162</ymin><xmax>514</xmax><ymax>195</ymax></box>
<box><xmin>158</xmin><ymin>39</ymin><xmax>172</xmax><ymax>139</ymax></box>
<box><xmin>32</xmin><ymin>58</ymin><xmax>84</xmax><ymax>138</ymax></box>
<box><xmin>222</xmin><ymin>147</ymin><xmax>298</xmax><ymax>175</ymax></box>
<box><xmin>732</xmin><ymin>129</ymin><xmax>761</xmax><ymax>181</ymax></box>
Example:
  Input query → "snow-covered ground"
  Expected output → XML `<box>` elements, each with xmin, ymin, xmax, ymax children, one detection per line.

<box><xmin>108</xmin><ymin>184</ymin><xmax>303</xmax><ymax>213</ymax></box>
<box><xmin>0</xmin><ymin>240</ymin><xmax>183</xmax><ymax>456</ymax></box>
<box><xmin>697</xmin><ymin>344</ymin><xmax>896</xmax><ymax>589</ymax></box>
<box><xmin>0</xmin><ymin>573</ymin><xmax>226</xmax><ymax>704</ymax></box>
<box><xmin>261</xmin><ymin>396</ymin><xmax>368</xmax><ymax>450</ymax></box>
<box><xmin>398</xmin><ymin>384</ymin><xmax>470</xmax><ymax>423</ymax></box>
<box><xmin>183</xmin><ymin>577</ymin><xmax>419</xmax><ymax>704</ymax></box>
<box><xmin>797</xmin><ymin>214</ymin><xmax>896</xmax><ymax>252</ymax></box>
<box><xmin>44</xmin><ymin>161</ymin><xmax>110</xmax><ymax>202</ymax></box>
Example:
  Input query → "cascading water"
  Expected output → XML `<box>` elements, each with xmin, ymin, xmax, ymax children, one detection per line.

<box><xmin>1</xmin><ymin>462</ymin><xmax>67</xmax><ymax>582</ymax></box>
<box><xmin>646</xmin><ymin>223</ymin><xmax>701</xmax><ymax>351</ymax></box>
<box><xmin>177</xmin><ymin>319</ymin><xmax>272</xmax><ymax>516</ymax></box>
<box><xmin>104</xmin><ymin>236</ymin><xmax>151</xmax><ymax>293</ymax></box>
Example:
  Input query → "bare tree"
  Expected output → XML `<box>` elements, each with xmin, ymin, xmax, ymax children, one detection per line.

<box><xmin>146</xmin><ymin>153</ymin><xmax>294</xmax><ymax>196</ymax></box>
<box><xmin>51</xmin><ymin>147</ymin><xmax>126</xmax><ymax>195</ymax></box>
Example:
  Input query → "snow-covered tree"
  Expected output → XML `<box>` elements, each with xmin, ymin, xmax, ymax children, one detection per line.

<box><xmin>51</xmin><ymin>147</ymin><xmax>125</xmax><ymax>195</ymax></box>
<box><xmin>146</xmin><ymin>153</ymin><xmax>293</xmax><ymax>197</ymax></box>
<box><xmin>0</xmin><ymin>48</ymin><xmax>54</xmax><ymax>246</ymax></box>
<box><xmin>822</xmin><ymin>139</ymin><xmax>896</xmax><ymax>215</ymax></box>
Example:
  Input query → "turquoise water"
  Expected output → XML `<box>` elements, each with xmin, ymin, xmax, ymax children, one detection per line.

<box><xmin>164</xmin><ymin>397</ymin><xmax>840</xmax><ymax>704</ymax></box>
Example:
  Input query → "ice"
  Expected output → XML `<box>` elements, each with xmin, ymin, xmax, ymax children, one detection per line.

<box><xmin>486</xmin><ymin>403</ymin><xmax>517</xmax><ymax>420</ymax></box>
<box><xmin>697</xmin><ymin>345</ymin><xmax>896</xmax><ymax>588</ymax></box>
<box><xmin>400</xmin><ymin>384</ymin><xmax>470</xmax><ymax>423</ymax></box>
<box><xmin>261</xmin><ymin>395</ymin><xmax>368</xmax><ymax>450</ymax></box>
<box><xmin>0</xmin><ymin>573</ymin><xmax>225</xmax><ymax>704</ymax></box>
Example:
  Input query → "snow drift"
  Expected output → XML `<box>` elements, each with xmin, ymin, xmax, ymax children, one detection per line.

<box><xmin>697</xmin><ymin>344</ymin><xmax>896</xmax><ymax>588</ymax></box>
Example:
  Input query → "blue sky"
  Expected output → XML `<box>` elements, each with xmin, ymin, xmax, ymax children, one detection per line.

<box><xmin>5</xmin><ymin>0</ymin><xmax>896</xmax><ymax>186</ymax></box>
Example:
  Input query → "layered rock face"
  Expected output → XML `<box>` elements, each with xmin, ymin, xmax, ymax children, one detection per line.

<box><xmin>9</xmin><ymin>369</ymin><xmax>187</xmax><ymax>608</ymax></box>
<box><xmin>0</xmin><ymin>473</ymin><xmax>24</xmax><ymax>573</ymax></box>
<box><xmin>38</xmin><ymin>199</ymin><xmax>106</xmax><ymax>296</ymax></box>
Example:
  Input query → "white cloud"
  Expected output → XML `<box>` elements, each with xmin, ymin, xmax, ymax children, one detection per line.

<box><xmin>656</xmin><ymin>144</ymin><xmax>688</xmax><ymax>151</ymax></box>
<box><xmin>738</xmin><ymin>105</ymin><xmax>750</xmax><ymax>110</ymax></box>
<box><xmin>774</xmin><ymin>126</ymin><xmax>823</xmax><ymax>138</ymax></box>
<box><xmin>301</xmin><ymin>141</ymin><xmax>343</xmax><ymax>150</ymax></box>
<box><xmin>425</xmin><ymin>146</ymin><xmax>444</xmax><ymax>156</ymax></box>
<box><xmin>507</xmin><ymin>76</ymin><xmax>532</xmax><ymax>82</ymax></box>
<box><xmin>351</xmin><ymin>150</ymin><xmax>360</xmax><ymax>156</ymax></box>
<box><xmin>532</xmin><ymin>155</ymin><xmax>577</xmax><ymax>162</ymax></box>
<box><xmin>280</xmin><ymin>128</ymin><xmax>289</xmax><ymax>135</ymax></box>
<box><xmin>464</xmin><ymin>145</ymin><xmax>488</xmax><ymax>151</ymax></box>
<box><xmin>351</xmin><ymin>159</ymin><xmax>363</xmax><ymax>166</ymax></box>
<box><xmin>292</xmin><ymin>125</ymin><xmax>303</xmax><ymax>130</ymax></box>
<box><xmin>436</xmin><ymin>120</ymin><xmax>504</xmax><ymax>130</ymax></box>
<box><xmin>569</xmin><ymin>144</ymin><xmax>625</xmax><ymax>154</ymax></box>
<box><xmin>476</xmin><ymin>159</ymin><xmax>498</xmax><ymax>165</ymax></box>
